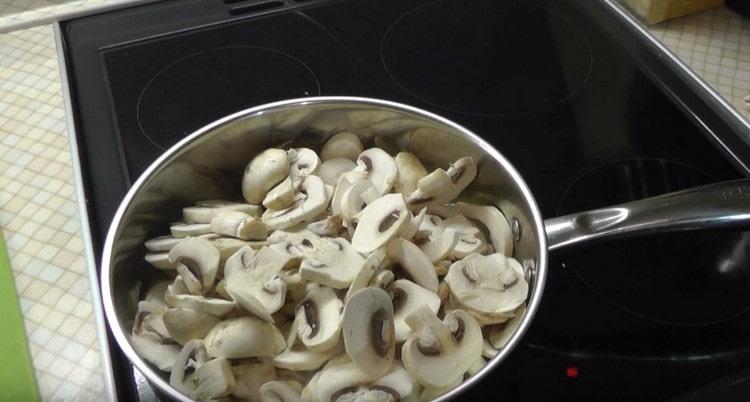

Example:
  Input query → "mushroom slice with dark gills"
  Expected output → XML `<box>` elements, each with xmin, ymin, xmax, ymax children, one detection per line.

<box><xmin>429</xmin><ymin>202</ymin><xmax>514</xmax><ymax>257</ymax></box>
<box><xmin>389</xmin><ymin>280</ymin><xmax>441</xmax><ymax>342</ymax></box>
<box><xmin>342</xmin><ymin>287</ymin><xmax>395</xmax><ymax>381</ymax></box>
<box><xmin>168</xmin><ymin>237</ymin><xmax>220</xmax><ymax>295</ymax></box>
<box><xmin>406</xmin><ymin>156</ymin><xmax>477</xmax><ymax>210</ymax></box>
<box><xmin>299</xmin><ymin>236</ymin><xmax>365</xmax><ymax>289</ymax></box>
<box><xmin>224</xmin><ymin>245</ymin><xmax>290</xmax><ymax>322</ymax></box>
<box><xmin>316</xmin><ymin>358</ymin><xmax>414</xmax><ymax>402</ymax></box>
<box><xmin>275</xmin><ymin>314</ymin><xmax>343</xmax><ymax>371</ymax></box>
<box><xmin>131</xmin><ymin>301</ymin><xmax>180</xmax><ymax>372</ymax></box>
<box><xmin>352</xmin><ymin>148</ymin><xmax>398</xmax><ymax>196</ymax></box>
<box><xmin>351</xmin><ymin>194</ymin><xmax>410</xmax><ymax>253</ymax></box>
<box><xmin>170</xmin><ymin>339</ymin><xmax>208</xmax><ymax>395</ymax></box>
<box><xmin>295</xmin><ymin>287</ymin><xmax>343</xmax><ymax>352</ymax></box>
<box><xmin>385</xmin><ymin>237</ymin><xmax>438</xmax><ymax>293</ymax></box>
<box><xmin>444</xmin><ymin>253</ymin><xmax>528</xmax><ymax>324</ymax></box>
<box><xmin>164</xmin><ymin>276</ymin><xmax>236</xmax><ymax>317</ymax></box>
<box><xmin>204</xmin><ymin>316</ymin><xmax>286</xmax><ymax>359</ymax></box>
<box><xmin>287</xmin><ymin>147</ymin><xmax>321</xmax><ymax>179</ymax></box>
<box><xmin>162</xmin><ymin>307</ymin><xmax>220</xmax><ymax>345</ymax></box>
<box><xmin>260</xmin><ymin>380</ymin><xmax>303</xmax><ymax>402</ymax></box>
<box><xmin>401</xmin><ymin>306</ymin><xmax>483</xmax><ymax>388</ymax></box>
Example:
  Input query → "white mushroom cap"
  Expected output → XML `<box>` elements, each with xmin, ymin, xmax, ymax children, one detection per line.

<box><xmin>260</xmin><ymin>380</ymin><xmax>303</xmax><ymax>402</ymax></box>
<box><xmin>210</xmin><ymin>210</ymin><xmax>268</xmax><ymax>240</ymax></box>
<box><xmin>343</xmin><ymin>287</ymin><xmax>395</xmax><ymax>380</ymax></box>
<box><xmin>204</xmin><ymin>316</ymin><xmax>286</xmax><ymax>359</ymax></box>
<box><xmin>264</xmin><ymin>177</ymin><xmax>297</xmax><ymax>210</ymax></box>
<box><xmin>345</xmin><ymin>249</ymin><xmax>386</xmax><ymax>302</ymax></box>
<box><xmin>321</xmin><ymin>132</ymin><xmax>364</xmax><ymax>161</ymax></box>
<box><xmin>191</xmin><ymin>358</ymin><xmax>236</xmax><ymax>400</ymax></box>
<box><xmin>164</xmin><ymin>278</ymin><xmax>236</xmax><ymax>316</ymax></box>
<box><xmin>316</xmin><ymin>357</ymin><xmax>414</xmax><ymax>402</ymax></box>
<box><xmin>406</xmin><ymin>157</ymin><xmax>477</xmax><ymax>209</ymax></box>
<box><xmin>401</xmin><ymin>307</ymin><xmax>483</xmax><ymax>388</ymax></box>
<box><xmin>394</xmin><ymin>152</ymin><xmax>428</xmax><ymax>197</ymax></box>
<box><xmin>339</xmin><ymin>179</ymin><xmax>379</xmax><ymax>221</ymax></box>
<box><xmin>371</xmin><ymin>270</ymin><xmax>395</xmax><ymax>291</ymax></box>
<box><xmin>330</xmin><ymin>171</ymin><xmax>367</xmax><ymax>216</ymax></box>
<box><xmin>263</xmin><ymin>175</ymin><xmax>330</xmax><ymax>230</ymax></box>
<box><xmin>288</xmin><ymin>148</ymin><xmax>321</xmax><ymax>179</ymax></box>
<box><xmin>232</xmin><ymin>359</ymin><xmax>277</xmax><ymax>401</ymax></box>
<box><xmin>306</xmin><ymin>214</ymin><xmax>344</xmax><ymax>237</ymax></box>
<box><xmin>299</xmin><ymin>236</ymin><xmax>366</xmax><ymax>289</ymax></box>
<box><xmin>439</xmin><ymin>215</ymin><xmax>487</xmax><ymax>258</ymax></box>
<box><xmin>390</xmin><ymin>280</ymin><xmax>441</xmax><ymax>342</ymax></box>
<box><xmin>168</xmin><ymin>237</ymin><xmax>220</xmax><ymax>295</ymax></box>
<box><xmin>430</xmin><ymin>202</ymin><xmax>513</xmax><ymax>256</ymax></box>
<box><xmin>273</xmin><ymin>343</ymin><xmax>341</xmax><ymax>372</ymax></box>
<box><xmin>224</xmin><ymin>246</ymin><xmax>289</xmax><ymax>321</ymax></box>
<box><xmin>145</xmin><ymin>252</ymin><xmax>174</xmax><ymax>270</ymax></box>
<box><xmin>414</xmin><ymin>215</ymin><xmax>459</xmax><ymax>262</ymax></box>
<box><xmin>242</xmin><ymin>148</ymin><xmax>289</xmax><ymax>204</ymax></box>
<box><xmin>385</xmin><ymin>238</ymin><xmax>439</xmax><ymax>293</ymax></box>
<box><xmin>489</xmin><ymin>303</ymin><xmax>526</xmax><ymax>349</ymax></box>
<box><xmin>399</xmin><ymin>207</ymin><xmax>426</xmax><ymax>241</ymax></box>
<box><xmin>351</xmin><ymin>194</ymin><xmax>410</xmax><ymax>253</ymax></box>
<box><xmin>170</xmin><ymin>222</ymin><xmax>212</xmax><ymax>238</ymax></box>
<box><xmin>295</xmin><ymin>287</ymin><xmax>343</xmax><ymax>352</ymax></box>
<box><xmin>183</xmin><ymin>201</ymin><xmax>260</xmax><ymax>224</ymax></box>
<box><xmin>131</xmin><ymin>333</ymin><xmax>180</xmax><ymax>373</ymax></box>
<box><xmin>170</xmin><ymin>340</ymin><xmax>208</xmax><ymax>395</ymax></box>
<box><xmin>132</xmin><ymin>300</ymin><xmax>171</xmax><ymax>343</ymax></box>
<box><xmin>163</xmin><ymin>307</ymin><xmax>221</xmax><ymax>345</ymax></box>
<box><xmin>198</xmin><ymin>234</ymin><xmax>261</xmax><ymax>266</ymax></box>
<box><xmin>353</xmin><ymin>148</ymin><xmax>398</xmax><ymax>195</ymax></box>
<box><xmin>320</xmin><ymin>158</ymin><xmax>357</xmax><ymax>186</ymax></box>
<box><xmin>145</xmin><ymin>235</ymin><xmax>181</xmax><ymax>252</ymax></box>
<box><xmin>445</xmin><ymin>253</ymin><xmax>528</xmax><ymax>322</ymax></box>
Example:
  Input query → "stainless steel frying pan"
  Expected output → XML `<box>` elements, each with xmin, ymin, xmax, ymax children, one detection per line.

<box><xmin>101</xmin><ymin>97</ymin><xmax>750</xmax><ymax>401</ymax></box>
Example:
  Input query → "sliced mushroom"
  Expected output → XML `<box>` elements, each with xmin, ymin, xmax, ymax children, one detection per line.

<box><xmin>351</xmin><ymin>194</ymin><xmax>410</xmax><ymax>253</ymax></box>
<box><xmin>225</xmin><ymin>246</ymin><xmax>289</xmax><ymax>322</ymax></box>
<box><xmin>370</xmin><ymin>270</ymin><xmax>395</xmax><ymax>291</ymax></box>
<box><xmin>260</xmin><ymin>380</ymin><xmax>302</xmax><ymax>402</ymax></box>
<box><xmin>339</xmin><ymin>179</ymin><xmax>379</xmax><ymax>221</ymax></box>
<box><xmin>131</xmin><ymin>301</ymin><xmax>179</xmax><ymax>372</ymax></box>
<box><xmin>439</xmin><ymin>215</ymin><xmax>487</xmax><ymax>258</ymax></box>
<box><xmin>330</xmin><ymin>171</ymin><xmax>367</xmax><ymax>216</ymax></box>
<box><xmin>145</xmin><ymin>235</ymin><xmax>181</xmax><ymax>252</ymax></box>
<box><xmin>242</xmin><ymin>148</ymin><xmax>289</xmax><ymax>204</ymax></box>
<box><xmin>401</xmin><ymin>306</ymin><xmax>483</xmax><ymax>388</ymax></box>
<box><xmin>406</xmin><ymin>157</ymin><xmax>477</xmax><ymax>209</ymax></box>
<box><xmin>205</xmin><ymin>316</ymin><xmax>286</xmax><ymax>359</ymax></box>
<box><xmin>400</xmin><ymin>207</ymin><xmax>426</xmax><ymax>240</ymax></box>
<box><xmin>394</xmin><ymin>151</ymin><xmax>428</xmax><ymax>196</ymax></box>
<box><xmin>171</xmin><ymin>222</ymin><xmax>212</xmax><ymax>238</ymax></box>
<box><xmin>165</xmin><ymin>277</ymin><xmax>236</xmax><ymax>316</ymax></box>
<box><xmin>419</xmin><ymin>377</ymin><xmax>462</xmax><ymax>401</ymax></box>
<box><xmin>163</xmin><ymin>308</ymin><xmax>221</xmax><ymax>345</ymax></box>
<box><xmin>171</xmin><ymin>340</ymin><xmax>208</xmax><ymax>395</ymax></box>
<box><xmin>295</xmin><ymin>287</ymin><xmax>343</xmax><ymax>352</ymax></box>
<box><xmin>183</xmin><ymin>201</ymin><xmax>260</xmax><ymax>224</ymax></box>
<box><xmin>353</xmin><ymin>148</ymin><xmax>398</xmax><ymax>195</ymax></box>
<box><xmin>413</xmin><ymin>215</ymin><xmax>460</xmax><ymax>262</ymax></box>
<box><xmin>273</xmin><ymin>343</ymin><xmax>342</xmax><ymax>372</ymax></box>
<box><xmin>145</xmin><ymin>252</ymin><xmax>173</xmax><ymax>270</ymax></box>
<box><xmin>390</xmin><ymin>280</ymin><xmax>441</xmax><ymax>342</ymax></box>
<box><xmin>343</xmin><ymin>287</ymin><xmax>395</xmax><ymax>380</ymax></box>
<box><xmin>430</xmin><ymin>202</ymin><xmax>513</xmax><ymax>256</ymax></box>
<box><xmin>445</xmin><ymin>253</ymin><xmax>528</xmax><ymax>324</ymax></box>
<box><xmin>263</xmin><ymin>175</ymin><xmax>330</xmax><ymax>230</ymax></box>
<box><xmin>300</xmin><ymin>368</ymin><xmax>324</xmax><ymax>402</ymax></box>
<box><xmin>316</xmin><ymin>358</ymin><xmax>414</xmax><ymax>402</ymax></box>
<box><xmin>145</xmin><ymin>280</ymin><xmax>170</xmax><ymax>307</ymax></box>
<box><xmin>168</xmin><ymin>237</ymin><xmax>220</xmax><ymax>295</ymax></box>
<box><xmin>288</xmin><ymin>148</ymin><xmax>321</xmax><ymax>179</ymax></box>
<box><xmin>232</xmin><ymin>359</ymin><xmax>277</xmax><ymax>401</ymax></box>
<box><xmin>437</xmin><ymin>281</ymin><xmax>450</xmax><ymax>304</ymax></box>
<box><xmin>264</xmin><ymin>177</ymin><xmax>297</xmax><ymax>210</ymax></box>
<box><xmin>199</xmin><ymin>234</ymin><xmax>261</xmax><ymax>265</ymax></box>
<box><xmin>482</xmin><ymin>340</ymin><xmax>498</xmax><ymax>359</ymax></box>
<box><xmin>299</xmin><ymin>237</ymin><xmax>366</xmax><ymax>289</ymax></box>
<box><xmin>345</xmin><ymin>249</ymin><xmax>386</xmax><ymax>302</ymax></box>
<box><xmin>321</xmin><ymin>132</ymin><xmax>364</xmax><ymax>161</ymax></box>
<box><xmin>210</xmin><ymin>210</ymin><xmax>268</xmax><ymax>240</ymax></box>
<box><xmin>306</xmin><ymin>214</ymin><xmax>344</xmax><ymax>237</ymax></box>
<box><xmin>385</xmin><ymin>238</ymin><xmax>439</xmax><ymax>293</ymax></box>
<box><xmin>489</xmin><ymin>303</ymin><xmax>526</xmax><ymax>349</ymax></box>
<box><xmin>320</xmin><ymin>158</ymin><xmax>357</xmax><ymax>186</ymax></box>
<box><xmin>191</xmin><ymin>358</ymin><xmax>236</xmax><ymax>401</ymax></box>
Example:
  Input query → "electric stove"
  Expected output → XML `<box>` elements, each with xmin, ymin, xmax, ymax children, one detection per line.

<box><xmin>60</xmin><ymin>0</ymin><xmax>750</xmax><ymax>400</ymax></box>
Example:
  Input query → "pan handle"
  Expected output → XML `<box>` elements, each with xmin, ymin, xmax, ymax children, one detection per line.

<box><xmin>544</xmin><ymin>178</ymin><xmax>750</xmax><ymax>251</ymax></box>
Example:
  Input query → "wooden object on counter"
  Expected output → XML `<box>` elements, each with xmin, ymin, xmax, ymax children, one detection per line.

<box><xmin>624</xmin><ymin>0</ymin><xmax>725</xmax><ymax>24</ymax></box>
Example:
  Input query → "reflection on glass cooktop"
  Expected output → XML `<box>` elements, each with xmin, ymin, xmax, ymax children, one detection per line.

<box><xmin>63</xmin><ymin>0</ymin><xmax>749</xmax><ymax>400</ymax></box>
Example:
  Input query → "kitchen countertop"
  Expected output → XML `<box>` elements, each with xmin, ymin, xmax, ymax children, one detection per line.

<box><xmin>0</xmin><ymin>1</ymin><xmax>747</xmax><ymax>401</ymax></box>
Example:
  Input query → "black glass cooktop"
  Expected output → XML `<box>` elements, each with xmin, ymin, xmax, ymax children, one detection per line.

<box><xmin>62</xmin><ymin>0</ymin><xmax>750</xmax><ymax>400</ymax></box>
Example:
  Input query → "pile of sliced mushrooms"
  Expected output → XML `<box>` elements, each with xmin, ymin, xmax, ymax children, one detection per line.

<box><xmin>132</xmin><ymin>132</ymin><xmax>529</xmax><ymax>401</ymax></box>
